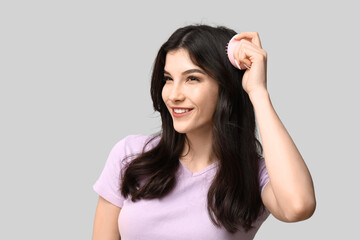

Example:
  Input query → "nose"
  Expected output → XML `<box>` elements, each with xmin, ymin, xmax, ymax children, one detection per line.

<box><xmin>168</xmin><ymin>81</ymin><xmax>185</xmax><ymax>102</ymax></box>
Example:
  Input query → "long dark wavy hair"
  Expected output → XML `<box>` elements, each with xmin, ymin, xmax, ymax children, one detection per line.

<box><xmin>121</xmin><ymin>24</ymin><xmax>264</xmax><ymax>233</ymax></box>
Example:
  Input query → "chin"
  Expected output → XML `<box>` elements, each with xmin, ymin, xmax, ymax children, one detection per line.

<box><xmin>173</xmin><ymin>128</ymin><xmax>188</xmax><ymax>134</ymax></box>
<box><xmin>172</xmin><ymin>124</ymin><xmax>192</xmax><ymax>134</ymax></box>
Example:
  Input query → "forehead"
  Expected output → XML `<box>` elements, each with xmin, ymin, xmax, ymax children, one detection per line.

<box><xmin>165</xmin><ymin>49</ymin><xmax>199</xmax><ymax>72</ymax></box>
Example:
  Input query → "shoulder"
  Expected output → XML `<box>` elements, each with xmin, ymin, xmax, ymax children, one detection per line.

<box><xmin>111</xmin><ymin>134</ymin><xmax>161</xmax><ymax>160</ymax></box>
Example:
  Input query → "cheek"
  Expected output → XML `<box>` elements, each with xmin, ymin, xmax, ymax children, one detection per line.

<box><xmin>196</xmin><ymin>93</ymin><xmax>218</xmax><ymax>117</ymax></box>
<box><xmin>206</xmin><ymin>90</ymin><xmax>219</xmax><ymax>116</ymax></box>
<box><xmin>161</xmin><ymin>86</ymin><xmax>168</xmax><ymax>102</ymax></box>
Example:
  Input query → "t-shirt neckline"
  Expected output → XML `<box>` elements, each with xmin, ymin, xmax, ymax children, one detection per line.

<box><xmin>179</xmin><ymin>160</ymin><xmax>219</xmax><ymax>177</ymax></box>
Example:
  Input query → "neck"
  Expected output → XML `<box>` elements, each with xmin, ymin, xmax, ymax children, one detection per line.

<box><xmin>180</xmin><ymin>126</ymin><xmax>217</xmax><ymax>170</ymax></box>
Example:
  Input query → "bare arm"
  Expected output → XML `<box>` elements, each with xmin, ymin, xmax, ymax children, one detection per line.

<box><xmin>231</xmin><ymin>32</ymin><xmax>316</xmax><ymax>222</ymax></box>
<box><xmin>251</xmin><ymin>89</ymin><xmax>316</xmax><ymax>222</ymax></box>
<box><xmin>92</xmin><ymin>196</ymin><xmax>121</xmax><ymax>240</ymax></box>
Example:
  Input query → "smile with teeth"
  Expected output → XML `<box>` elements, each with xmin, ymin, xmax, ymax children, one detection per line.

<box><xmin>171</xmin><ymin>108</ymin><xmax>193</xmax><ymax>117</ymax></box>
<box><xmin>174</xmin><ymin>109</ymin><xmax>190</xmax><ymax>113</ymax></box>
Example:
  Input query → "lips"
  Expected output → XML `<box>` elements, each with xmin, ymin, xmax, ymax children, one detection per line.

<box><xmin>171</xmin><ymin>107</ymin><xmax>193</xmax><ymax>118</ymax></box>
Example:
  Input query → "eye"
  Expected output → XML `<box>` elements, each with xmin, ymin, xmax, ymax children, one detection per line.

<box><xmin>163</xmin><ymin>76</ymin><xmax>173</xmax><ymax>82</ymax></box>
<box><xmin>187</xmin><ymin>76</ymin><xmax>200</xmax><ymax>82</ymax></box>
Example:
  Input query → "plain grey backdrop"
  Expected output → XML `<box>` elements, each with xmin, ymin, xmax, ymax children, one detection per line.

<box><xmin>1</xmin><ymin>0</ymin><xmax>359</xmax><ymax>239</ymax></box>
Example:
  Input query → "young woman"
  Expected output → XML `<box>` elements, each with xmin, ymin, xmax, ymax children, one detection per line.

<box><xmin>92</xmin><ymin>25</ymin><xmax>316</xmax><ymax>240</ymax></box>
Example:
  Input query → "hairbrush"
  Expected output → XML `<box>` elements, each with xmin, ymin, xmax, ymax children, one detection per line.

<box><xmin>226</xmin><ymin>34</ymin><xmax>250</xmax><ymax>70</ymax></box>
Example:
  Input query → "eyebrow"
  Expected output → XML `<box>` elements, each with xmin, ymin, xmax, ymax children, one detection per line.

<box><xmin>164</xmin><ymin>69</ymin><xmax>206</xmax><ymax>76</ymax></box>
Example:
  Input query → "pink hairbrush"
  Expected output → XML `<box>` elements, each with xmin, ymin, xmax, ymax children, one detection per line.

<box><xmin>226</xmin><ymin>34</ymin><xmax>249</xmax><ymax>70</ymax></box>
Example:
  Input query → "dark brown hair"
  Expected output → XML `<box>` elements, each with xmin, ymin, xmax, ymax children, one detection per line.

<box><xmin>121</xmin><ymin>24</ymin><xmax>264</xmax><ymax>233</ymax></box>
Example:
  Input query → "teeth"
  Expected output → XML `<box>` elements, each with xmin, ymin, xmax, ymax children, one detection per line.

<box><xmin>174</xmin><ymin>109</ymin><xmax>190</xmax><ymax>114</ymax></box>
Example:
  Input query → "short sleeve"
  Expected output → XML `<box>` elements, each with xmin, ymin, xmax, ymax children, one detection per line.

<box><xmin>93</xmin><ymin>138</ymin><xmax>128</xmax><ymax>208</ymax></box>
<box><xmin>93</xmin><ymin>134</ymin><xmax>159</xmax><ymax>208</ymax></box>
<box><xmin>258</xmin><ymin>157</ymin><xmax>270</xmax><ymax>194</ymax></box>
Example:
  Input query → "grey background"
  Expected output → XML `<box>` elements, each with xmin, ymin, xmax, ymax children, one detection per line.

<box><xmin>1</xmin><ymin>0</ymin><xmax>359</xmax><ymax>239</ymax></box>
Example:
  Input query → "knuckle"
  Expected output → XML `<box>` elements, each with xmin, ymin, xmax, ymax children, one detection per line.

<box><xmin>239</xmin><ymin>39</ymin><xmax>249</xmax><ymax>46</ymax></box>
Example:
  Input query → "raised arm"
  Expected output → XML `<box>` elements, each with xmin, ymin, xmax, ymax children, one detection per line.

<box><xmin>232</xmin><ymin>32</ymin><xmax>316</xmax><ymax>222</ymax></box>
<box><xmin>251</xmin><ymin>89</ymin><xmax>316</xmax><ymax>221</ymax></box>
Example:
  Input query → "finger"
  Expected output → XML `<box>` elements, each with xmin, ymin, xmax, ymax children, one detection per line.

<box><xmin>234</xmin><ymin>45</ymin><xmax>252</xmax><ymax>69</ymax></box>
<box><xmin>233</xmin><ymin>40</ymin><xmax>262</xmax><ymax>68</ymax></box>
<box><xmin>237</xmin><ymin>39</ymin><xmax>263</xmax><ymax>54</ymax></box>
<box><xmin>234</xmin><ymin>32</ymin><xmax>261</xmax><ymax>47</ymax></box>
<box><xmin>239</xmin><ymin>51</ymin><xmax>252</xmax><ymax>69</ymax></box>
<box><xmin>234</xmin><ymin>32</ymin><xmax>262</xmax><ymax>48</ymax></box>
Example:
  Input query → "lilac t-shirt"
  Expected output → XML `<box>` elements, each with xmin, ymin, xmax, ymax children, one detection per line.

<box><xmin>93</xmin><ymin>134</ymin><xmax>270</xmax><ymax>240</ymax></box>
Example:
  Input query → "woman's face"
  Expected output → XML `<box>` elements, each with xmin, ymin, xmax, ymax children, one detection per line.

<box><xmin>162</xmin><ymin>48</ymin><xmax>219</xmax><ymax>135</ymax></box>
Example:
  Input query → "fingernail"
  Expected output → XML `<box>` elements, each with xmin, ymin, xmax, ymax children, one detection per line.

<box><xmin>244</xmin><ymin>63</ymin><xmax>250</xmax><ymax>69</ymax></box>
<box><xmin>235</xmin><ymin>60</ymin><xmax>242</xmax><ymax>70</ymax></box>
